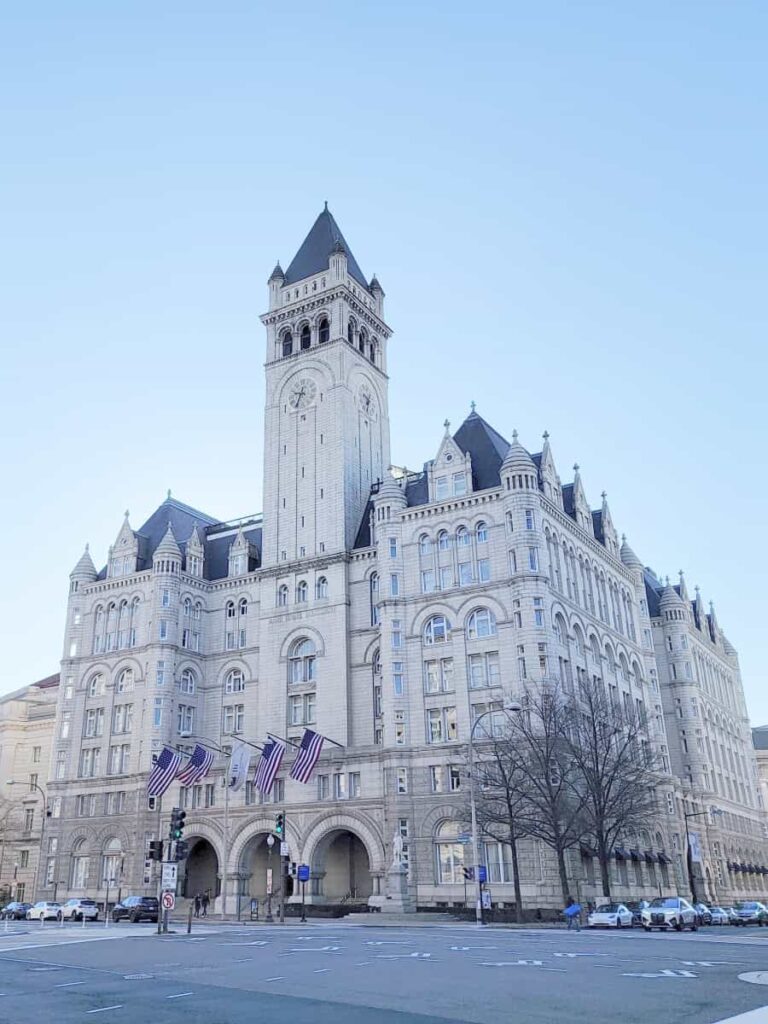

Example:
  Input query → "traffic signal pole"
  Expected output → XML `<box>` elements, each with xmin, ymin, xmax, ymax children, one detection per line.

<box><xmin>279</xmin><ymin>809</ymin><xmax>286</xmax><ymax>924</ymax></box>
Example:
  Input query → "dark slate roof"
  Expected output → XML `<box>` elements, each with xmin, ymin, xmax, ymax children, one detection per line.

<box><xmin>753</xmin><ymin>727</ymin><xmax>768</xmax><ymax>751</ymax></box>
<box><xmin>453</xmin><ymin>411</ymin><xmax>510</xmax><ymax>492</ymax></box>
<box><xmin>405</xmin><ymin>472</ymin><xmax>429</xmax><ymax>507</ymax></box>
<box><xmin>32</xmin><ymin>673</ymin><xmax>60</xmax><ymax>689</ymax></box>
<box><xmin>283</xmin><ymin>206</ymin><xmax>369</xmax><ymax>289</ymax></box>
<box><xmin>644</xmin><ymin>569</ymin><xmax>663</xmax><ymax>617</ymax></box>
<box><xmin>592</xmin><ymin>509</ymin><xmax>605</xmax><ymax>544</ymax></box>
<box><xmin>203</xmin><ymin>525</ymin><xmax>261</xmax><ymax>580</ymax></box>
<box><xmin>354</xmin><ymin>499</ymin><xmax>373</xmax><ymax>549</ymax></box>
<box><xmin>562</xmin><ymin>483</ymin><xmax>575</xmax><ymax>518</ymax></box>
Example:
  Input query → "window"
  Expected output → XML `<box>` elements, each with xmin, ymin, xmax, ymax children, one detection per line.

<box><xmin>528</xmin><ymin>547</ymin><xmax>539</xmax><ymax>571</ymax></box>
<box><xmin>316</xmin><ymin>576</ymin><xmax>328</xmax><ymax>599</ymax></box>
<box><xmin>458</xmin><ymin>561</ymin><xmax>473</xmax><ymax>585</ymax></box>
<box><xmin>24</xmin><ymin>808</ymin><xmax>34</xmax><ymax>831</ymax></box>
<box><xmin>449</xmin><ymin>765</ymin><xmax>462</xmax><ymax>792</ymax></box>
<box><xmin>161</xmin><ymin>588</ymin><xmax>170</xmax><ymax>608</ymax></box>
<box><xmin>423</xmin><ymin>615</ymin><xmax>450</xmax><ymax>645</ymax></box>
<box><xmin>289</xmin><ymin>638</ymin><xmax>316</xmax><ymax>683</ymax></box>
<box><xmin>452</xmin><ymin>472</ymin><xmax>467</xmax><ymax>496</ymax></box>
<box><xmin>438</xmin><ymin>530</ymin><xmax>450</xmax><ymax>551</ymax></box>
<box><xmin>112</xmin><ymin>704</ymin><xmax>133</xmax><ymax>735</ymax></box>
<box><xmin>393</xmin><ymin>661</ymin><xmax>405</xmax><ymax>696</ymax></box>
<box><xmin>424</xmin><ymin>658</ymin><xmax>454</xmax><ymax>693</ymax></box>
<box><xmin>159</xmin><ymin>619</ymin><xmax>169</xmax><ymax>640</ymax></box>
<box><xmin>421</xmin><ymin>569</ymin><xmax>436</xmax><ymax>593</ymax></box>
<box><xmin>225</xmin><ymin>669</ymin><xmax>245</xmax><ymax>693</ymax></box>
<box><xmin>467</xmin><ymin>607</ymin><xmax>496</xmax><ymax>639</ymax></box>
<box><xmin>478</xmin><ymin>558</ymin><xmax>490</xmax><ymax>582</ymax></box>
<box><xmin>116</xmin><ymin>669</ymin><xmax>133</xmax><ymax>693</ymax></box>
<box><xmin>517</xmin><ymin>643</ymin><xmax>527</xmax><ymax>680</ymax></box>
<box><xmin>223</xmin><ymin>704</ymin><xmax>245</xmax><ymax>734</ymax></box>
<box><xmin>296</xmin><ymin>580</ymin><xmax>308</xmax><ymax>603</ymax></box>
<box><xmin>476</xmin><ymin>521</ymin><xmax>488</xmax><ymax>543</ymax></box>
<box><xmin>456</xmin><ymin>526</ymin><xmax>471</xmax><ymax>547</ymax></box>
<box><xmin>533</xmin><ymin>597</ymin><xmax>544</xmax><ymax>627</ymax></box>
<box><xmin>317</xmin><ymin>775</ymin><xmax>330</xmax><ymax>800</ymax></box>
<box><xmin>289</xmin><ymin>693</ymin><xmax>316</xmax><ymax>726</ymax></box>
<box><xmin>318</xmin><ymin>317</ymin><xmax>330</xmax><ymax>344</ymax></box>
<box><xmin>439</xmin><ymin>566</ymin><xmax>454</xmax><ymax>589</ymax></box>
<box><xmin>277</xmin><ymin>583</ymin><xmax>289</xmax><ymax>606</ymax></box>
<box><xmin>525</xmin><ymin>509</ymin><xmax>535</xmax><ymax>530</ymax></box>
<box><xmin>349</xmin><ymin>772</ymin><xmax>361</xmax><ymax>798</ymax></box>
<box><xmin>300</xmin><ymin>323</ymin><xmax>311</xmax><ymax>350</ymax></box>
<box><xmin>32</xmin><ymin>745</ymin><xmax>41</xmax><ymax>763</ymax></box>
<box><xmin>435</xmin><ymin>821</ymin><xmax>465</xmax><ymax>883</ymax></box>
<box><xmin>435</xmin><ymin>475</ymin><xmax>449</xmax><ymax>500</ymax></box>
<box><xmin>78</xmin><ymin>748</ymin><xmax>101</xmax><ymax>778</ymax></box>
<box><xmin>390</xmin><ymin>573</ymin><xmax>400</xmax><ymax>597</ymax></box>
<box><xmin>153</xmin><ymin>698</ymin><xmax>163</xmax><ymax>727</ymax></box>
<box><xmin>88</xmin><ymin>674</ymin><xmax>105</xmax><ymax>698</ymax></box>
<box><xmin>430</xmin><ymin>766</ymin><xmax>444</xmax><ymax>793</ymax></box>
<box><xmin>179</xmin><ymin>669</ymin><xmax>196</xmax><ymax>694</ymax></box>
<box><xmin>396</xmin><ymin>767</ymin><xmax>408</xmax><ymax>793</ymax></box>
<box><xmin>395</xmin><ymin>710</ymin><xmax>407</xmax><ymax>745</ymax></box>
<box><xmin>83</xmin><ymin>708</ymin><xmax>103</xmax><ymax>738</ymax></box>
<box><xmin>370</xmin><ymin>572</ymin><xmax>380</xmax><ymax>624</ymax></box>
<box><xmin>156</xmin><ymin>661</ymin><xmax>166</xmax><ymax>686</ymax></box>
<box><xmin>391</xmin><ymin>619</ymin><xmax>403</xmax><ymax>649</ymax></box>
<box><xmin>427</xmin><ymin>706</ymin><xmax>458</xmax><ymax>743</ymax></box>
<box><xmin>419</xmin><ymin>534</ymin><xmax>432</xmax><ymax>556</ymax></box>
<box><xmin>389</xmin><ymin>537</ymin><xmax>398</xmax><ymax>558</ymax></box>
<box><xmin>55</xmin><ymin>750</ymin><xmax>66</xmax><ymax>780</ymax></box>
<box><xmin>71</xmin><ymin>845</ymin><xmax>90</xmax><ymax>889</ymax></box>
<box><xmin>468</xmin><ymin>652</ymin><xmax>500</xmax><ymax>688</ymax></box>
<box><xmin>282</xmin><ymin>330</ymin><xmax>293</xmax><ymax>356</ymax></box>
<box><xmin>177</xmin><ymin>705</ymin><xmax>194</xmax><ymax>734</ymax></box>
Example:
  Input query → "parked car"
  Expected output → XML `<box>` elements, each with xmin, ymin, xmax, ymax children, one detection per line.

<box><xmin>722</xmin><ymin>906</ymin><xmax>742</xmax><ymax>925</ymax></box>
<box><xmin>587</xmin><ymin>902</ymin><xmax>634</xmax><ymax>928</ymax></box>
<box><xmin>26</xmin><ymin>901</ymin><xmax>62</xmax><ymax>921</ymax></box>
<box><xmin>709</xmin><ymin>906</ymin><xmax>731</xmax><ymax>925</ymax></box>
<box><xmin>58</xmin><ymin>898</ymin><xmax>99</xmax><ymax>922</ymax></box>
<box><xmin>111</xmin><ymin>896</ymin><xmax>159</xmax><ymax>923</ymax></box>
<box><xmin>693</xmin><ymin>902</ymin><xmax>713</xmax><ymax>925</ymax></box>
<box><xmin>626</xmin><ymin>900</ymin><xmax>651</xmax><ymax>926</ymax></box>
<box><xmin>733</xmin><ymin>901</ymin><xmax>768</xmax><ymax>926</ymax></box>
<box><xmin>641</xmin><ymin>896</ymin><xmax>698</xmax><ymax>932</ymax></box>
<box><xmin>0</xmin><ymin>902</ymin><xmax>32</xmax><ymax>920</ymax></box>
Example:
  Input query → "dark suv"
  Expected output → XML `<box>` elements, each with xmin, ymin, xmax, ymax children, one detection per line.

<box><xmin>111</xmin><ymin>896</ymin><xmax>159</xmax><ymax>923</ymax></box>
<box><xmin>0</xmin><ymin>902</ymin><xmax>32</xmax><ymax>920</ymax></box>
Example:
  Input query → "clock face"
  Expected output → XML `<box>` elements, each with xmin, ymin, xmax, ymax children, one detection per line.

<box><xmin>358</xmin><ymin>384</ymin><xmax>377</xmax><ymax>419</ymax></box>
<box><xmin>288</xmin><ymin>378</ymin><xmax>317</xmax><ymax>409</ymax></box>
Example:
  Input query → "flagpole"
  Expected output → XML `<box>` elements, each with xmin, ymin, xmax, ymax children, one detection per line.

<box><xmin>269</xmin><ymin>731</ymin><xmax>345</xmax><ymax>750</ymax></box>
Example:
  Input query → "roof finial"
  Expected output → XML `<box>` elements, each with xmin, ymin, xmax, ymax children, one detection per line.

<box><xmin>601</xmin><ymin>490</ymin><xmax>607</xmax><ymax>500</ymax></box>
<box><xmin>573</xmin><ymin>462</ymin><xmax>579</xmax><ymax>473</ymax></box>
<box><xmin>679</xmin><ymin>569</ymin><xmax>685</xmax><ymax>580</ymax></box>
<box><xmin>85</xmin><ymin>542</ymin><xmax>89</xmax><ymax>552</ymax></box>
<box><xmin>167</xmin><ymin>488</ymin><xmax>172</xmax><ymax>499</ymax></box>
<box><xmin>621</xmin><ymin>533</ymin><xmax>626</xmax><ymax>542</ymax></box>
<box><xmin>665</xmin><ymin>576</ymin><xmax>670</xmax><ymax>586</ymax></box>
<box><xmin>443</xmin><ymin>418</ymin><xmax>451</xmax><ymax>436</ymax></box>
<box><xmin>470</xmin><ymin>400</ymin><xmax>476</xmax><ymax>413</ymax></box>
<box><xmin>543</xmin><ymin>430</ymin><xmax>549</xmax><ymax>441</ymax></box>
<box><xmin>512</xmin><ymin>429</ymin><xmax>518</xmax><ymax>442</ymax></box>
<box><xmin>695</xmin><ymin>584</ymin><xmax>700</xmax><ymax>595</ymax></box>
<box><xmin>124</xmin><ymin>509</ymin><xmax>130</xmax><ymax>519</ymax></box>
<box><xmin>324</xmin><ymin>200</ymin><xmax>328</xmax><ymax>211</ymax></box>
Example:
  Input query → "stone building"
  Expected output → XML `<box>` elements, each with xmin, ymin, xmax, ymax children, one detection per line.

<box><xmin>0</xmin><ymin>674</ymin><xmax>59</xmax><ymax>904</ymax></box>
<box><xmin>41</xmin><ymin>206</ymin><xmax>767</xmax><ymax>913</ymax></box>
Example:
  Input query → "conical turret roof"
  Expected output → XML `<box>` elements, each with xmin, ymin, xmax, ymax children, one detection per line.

<box><xmin>153</xmin><ymin>523</ymin><xmax>182</xmax><ymax>560</ymax></box>
<box><xmin>283</xmin><ymin>204</ymin><xmax>368</xmax><ymax>288</ymax></box>
<box><xmin>71</xmin><ymin>544</ymin><xmax>97</xmax><ymax>579</ymax></box>
<box><xmin>501</xmin><ymin>430</ymin><xmax>537</xmax><ymax>473</ymax></box>
<box><xmin>620</xmin><ymin>535</ymin><xmax>643</xmax><ymax>569</ymax></box>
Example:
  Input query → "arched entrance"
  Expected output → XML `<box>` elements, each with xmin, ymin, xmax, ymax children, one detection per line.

<box><xmin>313</xmin><ymin>829</ymin><xmax>373</xmax><ymax>902</ymax></box>
<box><xmin>239</xmin><ymin>833</ymin><xmax>279</xmax><ymax>901</ymax></box>
<box><xmin>182</xmin><ymin>838</ymin><xmax>219</xmax><ymax>900</ymax></box>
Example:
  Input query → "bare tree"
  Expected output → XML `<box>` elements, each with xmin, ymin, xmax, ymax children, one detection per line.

<box><xmin>471</xmin><ymin>733</ymin><xmax>530</xmax><ymax>922</ymax></box>
<box><xmin>564</xmin><ymin>675</ymin><xmax>660</xmax><ymax>898</ymax></box>
<box><xmin>472</xmin><ymin>685</ymin><xmax>587</xmax><ymax>903</ymax></box>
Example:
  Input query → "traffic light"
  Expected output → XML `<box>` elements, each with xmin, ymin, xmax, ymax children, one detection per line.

<box><xmin>462</xmin><ymin>866</ymin><xmax>474</xmax><ymax>881</ymax></box>
<box><xmin>274</xmin><ymin>813</ymin><xmax>284</xmax><ymax>838</ymax></box>
<box><xmin>169</xmin><ymin>807</ymin><xmax>187</xmax><ymax>841</ymax></box>
<box><xmin>174</xmin><ymin>840</ymin><xmax>189</xmax><ymax>862</ymax></box>
<box><xmin>148</xmin><ymin>840</ymin><xmax>164</xmax><ymax>862</ymax></box>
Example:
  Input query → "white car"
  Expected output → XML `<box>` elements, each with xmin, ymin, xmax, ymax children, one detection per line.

<box><xmin>709</xmin><ymin>906</ymin><xmax>731</xmax><ymax>926</ymax></box>
<box><xmin>641</xmin><ymin>896</ymin><xmax>698</xmax><ymax>932</ymax></box>
<box><xmin>26</xmin><ymin>901</ymin><xmax>62</xmax><ymax>921</ymax></box>
<box><xmin>587</xmin><ymin>902</ymin><xmax>634</xmax><ymax>928</ymax></box>
<box><xmin>58</xmin><ymin>898</ymin><xmax>99</xmax><ymax>922</ymax></box>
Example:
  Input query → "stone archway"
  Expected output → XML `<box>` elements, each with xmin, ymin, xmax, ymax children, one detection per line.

<box><xmin>311</xmin><ymin>828</ymin><xmax>373</xmax><ymax>903</ymax></box>
<box><xmin>182</xmin><ymin>838</ymin><xmax>219</xmax><ymax>900</ymax></box>
<box><xmin>238</xmin><ymin>832</ymin><xmax>280</xmax><ymax>902</ymax></box>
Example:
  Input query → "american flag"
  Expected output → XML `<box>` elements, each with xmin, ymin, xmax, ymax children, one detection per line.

<box><xmin>147</xmin><ymin>746</ymin><xmax>182</xmax><ymax>797</ymax></box>
<box><xmin>289</xmin><ymin>729</ymin><xmax>324</xmax><ymax>783</ymax></box>
<box><xmin>254</xmin><ymin>738</ymin><xmax>285</xmax><ymax>794</ymax></box>
<box><xmin>176</xmin><ymin>744</ymin><xmax>214</xmax><ymax>787</ymax></box>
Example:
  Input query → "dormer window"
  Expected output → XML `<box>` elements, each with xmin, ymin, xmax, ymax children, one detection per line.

<box><xmin>435</xmin><ymin>476</ymin><xmax>449</xmax><ymax>500</ymax></box>
<box><xmin>452</xmin><ymin>472</ymin><xmax>467</xmax><ymax>497</ymax></box>
<box><xmin>231</xmin><ymin>553</ymin><xmax>246</xmax><ymax>576</ymax></box>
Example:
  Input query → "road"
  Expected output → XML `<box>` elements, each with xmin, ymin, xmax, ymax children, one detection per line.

<box><xmin>0</xmin><ymin>918</ymin><xmax>767</xmax><ymax>1023</ymax></box>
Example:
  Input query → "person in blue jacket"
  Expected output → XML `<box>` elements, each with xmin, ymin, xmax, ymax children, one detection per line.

<box><xmin>564</xmin><ymin>896</ymin><xmax>582</xmax><ymax>931</ymax></box>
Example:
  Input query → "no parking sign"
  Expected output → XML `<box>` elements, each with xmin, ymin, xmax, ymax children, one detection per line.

<box><xmin>161</xmin><ymin>891</ymin><xmax>175</xmax><ymax>911</ymax></box>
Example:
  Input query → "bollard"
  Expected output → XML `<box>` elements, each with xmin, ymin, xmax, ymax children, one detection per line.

<box><xmin>187</xmin><ymin>902</ymin><xmax>193</xmax><ymax>935</ymax></box>
<box><xmin>82</xmin><ymin>911</ymin><xmax>86</xmax><ymax>929</ymax></box>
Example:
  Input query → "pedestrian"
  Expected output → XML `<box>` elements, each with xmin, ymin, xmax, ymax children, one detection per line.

<box><xmin>201</xmin><ymin>891</ymin><xmax>209</xmax><ymax>917</ymax></box>
<box><xmin>194</xmin><ymin>894</ymin><xmax>201</xmax><ymax>918</ymax></box>
<box><xmin>564</xmin><ymin>896</ymin><xmax>581</xmax><ymax>931</ymax></box>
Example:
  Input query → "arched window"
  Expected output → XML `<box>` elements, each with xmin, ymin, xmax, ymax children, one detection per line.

<box><xmin>226</xmin><ymin>601</ymin><xmax>236</xmax><ymax>619</ymax></box>
<box><xmin>467</xmin><ymin>607</ymin><xmax>497</xmax><ymax>639</ymax></box>
<box><xmin>179</xmin><ymin>669</ymin><xmax>195</xmax><ymax>694</ymax></box>
<box><xmin>225</xmin><ymin>669</ymin><xmax>245</xmax><ymax>693</ymax></box>
<box><xmin>476</xmin><ymin>521</ymin><xmax>488</xmax><ymax>544</ymax></box>
<box><xmin>281</xmin><ymin>331</ymin><xmax>293</xmax><ymax>357</ymax></box>
<box><xmin>554</xmin><ymin>614</ymin><xmax>566</xmax><ymax>644</ymax></box>
<box><xmin>369</xmin><ymin>338</ymin><xmax>376</xmax><ymax>363</ymax></box>
<box><xmin>419</xmin><ymin>534</ymin><xmax>432</xmax><ymax>556</ymax></box>
<box><xmin>239</xmin><ymin>598</ymin><xmax>248</xmax><ymax>616</ymax></box>
<box><xmin>456</xmin><ymin>527</ymin><xmax>470</xmax><ymax>547</ymax></box>
<box><xmin>296</xmin><ymin>580</ymin><xmax>308</xmax><ymax>603</ymax></box>
<box><xmin>87</xmin><ymin>673</ymin><xmax>104</xmax><ymax>698</ymax></box>
<box><xmin>130</xmin><ymin>597</ymin><xmax>140</xmax><ymax>646</ymax></box>
<box><xmin>318</xmin><ymin>317</ymin><xmax>330</xmax><ymax>344</ymax></box>
<box><xmin>359</xmin><ymin>328</ymin><xmax>367</xmax><ymax>354</ymax></box>
<box><xmin>437</xmin><ymin>530</ymin><xmax>450</xmax><ymax>551</ymax></box>
<box><xmin>183</xmin><ymin>597</ymin><xmax>192</xmax><ymax>617</ymax></box>
<box><xmin>300</xmin><ymin>324</ymin><xmax>311</xmax><ymax>350</ymax></box>
<box><xmin>102</xmin><ymin>838</ymin><xmax>122</xmax><ymax>886</ymax></box>
<box><xmin>277</xmin><ymin>584</ymin><xmax>289</xmax><ymax>607</ymax></box>
<box><xmin>506</xmin><ymin>511</ymin><xmax>514</xmax><ymax>533</ymax></box>
<box><xmin>370</xmin><ymin>572</ymin><xmax>380</xmax><ymax>626</ymax></box>
<box><xmin>115</xmin><ymin>668</ymin><xmax>133</xmax><ymax>693</ymax></box>
<box><xmin>316</xmin><ymin>576</ymin><xmax>328</xmax><ymax>599</ymax></box>
<box><xmin>71</xmin><ymin>838</ymin><xmax>89</xmax><ymax>889</ymax></box>
<box><xmin>289</xmin><ymin>638</ymin><xmax>316</xmax><ymax>683</ymax></box>
<box><xmin>435</xmin><ymin>821</ymin><xmax>465</xmax><ymax>883</ymax></box>
<box><xmin>347</xmin><ymin>320</ymin><xmax>355</xmax><ymax>344</ymax></box>
<box><xmin>424</xmin><ymin>615</ymin><xmax>450</xmax><ymax>645</ymax></box>
<box><xmin>573</xmin><ymin>625</ymin><xmax>585</xmax><ymax>656</ymax></box>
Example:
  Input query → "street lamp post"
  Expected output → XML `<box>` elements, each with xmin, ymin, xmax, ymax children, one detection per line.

<box><xmin>468</xmin><ymin>702</ymin><xmax>522</xmax><ymax>926</ymax></box>
<box><xmin>684</xmin><ymin>806</ymin><xmax>723</xmax><ymax>905</ymax></box>
<box><xmin>6</xmin><ymin>780</ymin><xmax>47</xmax><ymax>903</ymax></box>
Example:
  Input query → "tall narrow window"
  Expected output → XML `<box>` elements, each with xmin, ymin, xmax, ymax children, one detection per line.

<box><xmin>300</xmin><ymin>324</ymin><xmax>311</xmax><ymax>350</ymax></box>
<box><xmin>370</xmin><ymin>572</ymin><xmax>380</xmax><ymax>626</ymax></box>
<box><xmin>318</xmin><ymin>317</ymin><xmax>330</xmax><ymax>344</ymax></box>
<box><xmin>282</xmin><ymin>331</ymin><xmax>293</xmax><ymax>357</ymax></box>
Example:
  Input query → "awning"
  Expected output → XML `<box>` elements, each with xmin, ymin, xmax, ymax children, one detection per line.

<box><xmin>657</xmin><ymin>851</ymin><xmax>671</xmax><ymax>865</ymax></box>
<box><xmin>644</xmin><ymin>851</ymin><xmax>657</xmax><ymax>864</ymax></box>
<box><xmin>629</xmin><ymin>849</ymin><xmax>642</xmax><ymax>862</ymax></box>
<box><xmin>614</xmin><ymin>847</ymin><xmax>629</xmax><ymax>861</ymax></box>
<box><xmin>740</xmin><ymin>862</ymin><xmax>749</xmax><ymax>872</ymax></box>
<box><xmin>732</xmin><ymin>863</ymin><xmax>742</xmax><ymax>872</ymax></box>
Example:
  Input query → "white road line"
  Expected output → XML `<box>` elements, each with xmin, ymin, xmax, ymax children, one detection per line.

<box><xmin>264</xmin><ymin>977</ymin><xmax>284</xmax><ymax>982</ymax></box>
<box><xmin>313</xmin><ymin>969</ymin><xmax>331</xmax><ymax>974</ymax></box>
<box><xmin>712</xmin><ymin>1009</ymin><xmax>768</xmax><ymax>1023</ymax></box>
<box><xmin>166</xmin><ymin>992</ymin><xmax>193</xmax><ymax>1000</ymax></box>
<box><xmin>235</xmin><ymin>957</ymin><xmax>253</xmax><ymax>962</ymax></box>
<box><xmin>86</xmin><ymin>1006</ymin><xmax>124</xmax><ymax>1014</ymax></box>
<box><xmin>56</xmin><ymin>981</ymin><xmax>86</xmax><ymax>987</ymax></box>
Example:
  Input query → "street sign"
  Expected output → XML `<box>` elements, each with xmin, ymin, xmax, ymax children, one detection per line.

<box><xmin>161</xmin><ymin>863</ymin><xmax>178</xmax><ymax>890</ymax></box>
<box><xmin>161</xmin><ymin>891</ymin><xmax>175</xmax><ymax>911</ymax></box>
<box><xmin>458</xmin><ymin>833</ymin><xmax>471</xmax><ymax>845</ymax></box>
<box><xmin>297</xmin><ymin>864</ymin><xmax>310</xmax><ymax>883</ymax></box>
<box><xmin>477</xmin><ymin>865</ymin><xmax>487</xmax><ymax>883</ymax></box>
<box><xmin>266</xmin><ymin>867</ymin><xmax>273</xmax><ymax>895</ymax></box>
<box><xmin>280</xmin><ymin>841</ymin><xmax>289</xmax><ymax>857</ymax></box>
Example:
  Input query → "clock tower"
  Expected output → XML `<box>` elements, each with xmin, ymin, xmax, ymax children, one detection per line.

<box><xmin>260</xmin><ymin>205</ymin><xmax>392</xmax><ymax>569</ymax></box>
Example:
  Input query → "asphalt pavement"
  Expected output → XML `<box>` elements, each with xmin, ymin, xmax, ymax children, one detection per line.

<box><xmin>0</xmin><ymin>917</ymin><xmax>767</xmax><ymax>1024</ymax></box>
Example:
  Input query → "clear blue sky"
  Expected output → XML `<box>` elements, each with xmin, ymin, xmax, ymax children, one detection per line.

<box><xmin>1</xmin><ymin>3</ymin><xmax>766</xmax><ymax>722</ymax></box>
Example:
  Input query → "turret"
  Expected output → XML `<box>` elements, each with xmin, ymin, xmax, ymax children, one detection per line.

<box><xmin>70</xmin><ymin>544</ymin><xmax>97</xmax><ymax>592</ymax></box>
<box><xmin>268</xmin><ymin>260</ymin><xmax>285</xmax><ymax>310</ymax></box>
<box><xmin>369</xmin><ymin>273</ymin><xmax>385</xmax><ymax>317</ymax></box>
<box><xmin>620</xmin><ymin>534</ymin><xmax>643</xmax><ymax>573</ymax></box>
<box><xmin>501</xmin><ymin>430</ymin><xmax>538</xmax><ymax>493</ymax></box>
<box><xmin>153</xmin><ymin>524</ymin><xmax>182</xmax><ymax>575</ymax></box>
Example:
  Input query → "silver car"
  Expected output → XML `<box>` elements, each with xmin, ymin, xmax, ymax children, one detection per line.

<box><xmin>58</xmin><ymin>898</ymin><xmax>99</xmax><ymax>922</ymax></box>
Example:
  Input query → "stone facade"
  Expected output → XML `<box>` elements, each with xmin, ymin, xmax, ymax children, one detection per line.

<box><xmin>36</xmin><ymin>207</ymin><xmax>768</xmax><ymax>913</ymax></box>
